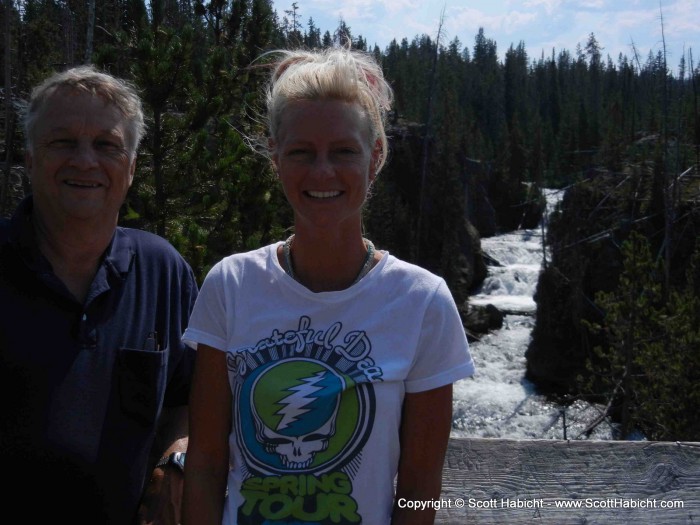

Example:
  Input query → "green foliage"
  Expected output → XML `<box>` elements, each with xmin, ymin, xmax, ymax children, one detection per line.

<box><xmin>4</xmin><ymin>2</ymin><xmax>699</xmax><ymax>301</ymax></box>
<box><xmin>92</xmin><ymin>0</ymin><xmax>282</xmax><ymax>281</ymax></box>
<box><xmin>583</xmin><ymin>233</ymin><xmax>700</xmax><ymax>440</ymax></box>
<box><xmin>4</xmin><ymin>1</ymin><xmax>700</xmax><ymax>445</ymax></box>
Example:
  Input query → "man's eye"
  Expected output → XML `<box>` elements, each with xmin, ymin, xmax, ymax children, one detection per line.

<box><xmin>96</xmin><ymin>140</ymin><xmax>121</xmax><ymax>150</ymax></box>
<box><xmin>49</xmin><ymin>139</ymin><xmax>75</xmax><ymax>148</ymax></box>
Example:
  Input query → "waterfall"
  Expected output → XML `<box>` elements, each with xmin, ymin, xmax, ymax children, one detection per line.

<box><xmin>451</xmin><ymin>189</ymin><xmax>615</xmax><ymax>440</ymax></box>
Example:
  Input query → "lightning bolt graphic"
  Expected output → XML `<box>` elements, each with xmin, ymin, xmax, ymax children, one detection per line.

<box><xmin>275</xmin><ymin>371</ymin><xmax>328</xmax><ymax>431</ymax></box>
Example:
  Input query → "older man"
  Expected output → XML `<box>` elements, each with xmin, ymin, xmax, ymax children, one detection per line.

<box><xmin>0</xmin><ymin>67</ymin><xmax>197</xmax><ymax>524</ymax></box>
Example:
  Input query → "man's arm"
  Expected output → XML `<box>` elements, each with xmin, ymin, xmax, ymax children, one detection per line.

<box><xmin>138</xmin><ymin>405</ymin><xmax>189</xmax><ymax>525</ymax></box>
<box><xmin>139</xmin><ymin>257</ymin><xmax>199</xmax><ymax>524</ymax></box>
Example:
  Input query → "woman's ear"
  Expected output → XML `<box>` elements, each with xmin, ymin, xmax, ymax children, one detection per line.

<box><xmin>369</xmin><ymin>139</ymin><xmax>382</xmax><ymax>182</ymax></box>
<box><xmin>269</xmin><ymin>138</ymin><xmax>279</xmax><ymax>173</ymax></box>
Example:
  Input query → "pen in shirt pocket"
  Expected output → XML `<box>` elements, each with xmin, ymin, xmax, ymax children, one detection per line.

<box><xmin>145</xmin><ymin>331</ymin><xmax>161</xmax><ymax>351</ymax></box>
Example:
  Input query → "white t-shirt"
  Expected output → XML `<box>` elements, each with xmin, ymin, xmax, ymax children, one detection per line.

<box><xmin>183</xmin><ymin>243</ymin><xmax>474</xmax><ymax>525</ymax></box>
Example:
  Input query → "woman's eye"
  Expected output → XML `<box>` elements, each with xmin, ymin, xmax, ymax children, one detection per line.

<box><xmin>287</xmin><ymin>149</ymin><xmax>311</xmax><ymax>159</ymax></box>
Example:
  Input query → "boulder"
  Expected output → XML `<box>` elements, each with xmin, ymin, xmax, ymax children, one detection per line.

<box><xmin>460</xmin><ymin>302</ymin><xmax>504</xmax><ymax>336</ymax></box>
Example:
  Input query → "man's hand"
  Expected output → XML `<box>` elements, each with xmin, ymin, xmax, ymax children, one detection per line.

<box><xmin>139</xmin><ymin>412</ymin><xmax>188</xmax><ymax>525</ymax></box>
<box><xmin>138</xmin><ymin>464</ymin><xmax>184</xmax><ymax>525</ymax></box>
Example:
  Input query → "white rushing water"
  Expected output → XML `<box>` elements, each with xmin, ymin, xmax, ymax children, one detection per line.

<box><xmin>451</xmin><ymin>189</ymin><xmax>615</xmax><ymax>440</ymax></box>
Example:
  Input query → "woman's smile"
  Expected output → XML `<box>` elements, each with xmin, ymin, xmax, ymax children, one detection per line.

<box><xmin>305</xmin><ymin>190</ymin><xmax>343</xmax><ymax>199</ymax></box>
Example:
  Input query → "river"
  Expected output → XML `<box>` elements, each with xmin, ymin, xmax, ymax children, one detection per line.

<box><xmin>450</xmin><ymin>189</ymin><xmax>616</xmax><ymax>440</ymax></box>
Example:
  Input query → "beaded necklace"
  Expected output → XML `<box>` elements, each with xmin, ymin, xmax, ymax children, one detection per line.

<box><xmin>282</xmin><ymin>234</ymin><xmax>375</xmax><ymax>287</ymax></box>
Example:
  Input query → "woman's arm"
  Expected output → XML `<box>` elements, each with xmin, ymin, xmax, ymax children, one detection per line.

<box><xmin>392</xmin><ymin>384</ymin><xmax>453</xmax><ymax>525</ymax></box>
<box><xmin>182</xmin><ymin>344</ymin><xmax>232</xmax><ymax>525</ymax></box>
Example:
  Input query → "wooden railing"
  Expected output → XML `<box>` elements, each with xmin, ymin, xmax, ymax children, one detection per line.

<box><xmin>433</xmin><ymin>438</ymin><xmax>700</xmax><ymax>524</ymax></box>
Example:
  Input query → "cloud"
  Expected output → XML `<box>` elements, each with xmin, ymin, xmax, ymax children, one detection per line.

<box><xmin>502</xmin><ymin>11</ymin><xmax>539</xmax><ymax>34</ymax></box>
<box><xmin>305</xmin><ymin>0</ymin><xmax>420</xmax><ymax>24</ymax></box>
<box><xmin>379</xmin><ymin>0</ymin><xmax>421</xmax><ymax>15</ymax></box>
<box><xmin>523</xmin><ymin>0</ymin><xmax>562</xmax><ymax>15</ymax></box>
<box><xmin>449</xmin><ymin>6</ymin><xmax>537</xmax><ymax>37</ymax></box>
<box><xmin>576</xmin><ymin>0</ymin><xmax>605</xmax><ymax>8</ymax></box>
<box><xmin>288</xmin><ymin>0</ymin><xmax>696</xmax><ymax>68</ymax></box>
<box><xmin>328</xmin><ymin>0</ymin><xmax>378</xmax><ymax>22</ymax></box>
<box><xmin>665</xmin><ymin>0</ymin><xmax>700</xmax><ymax>34</ymax></box>
<box><xmin>298</xmin><ymin>0</ymin><xmax>377</xmax><ymax>23</ymax></box>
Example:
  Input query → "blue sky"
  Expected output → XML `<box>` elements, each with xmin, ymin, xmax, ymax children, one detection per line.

<box><xmin>274</xmin><ymin>0</ymin><xmax>699</xmax><ymax>71</ymax></box>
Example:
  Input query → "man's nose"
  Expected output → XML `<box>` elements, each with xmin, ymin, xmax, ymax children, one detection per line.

<box><xmin>68</xmin><ymin>142</ymin><xmax>100</xmax><ymax>169</ymax></box>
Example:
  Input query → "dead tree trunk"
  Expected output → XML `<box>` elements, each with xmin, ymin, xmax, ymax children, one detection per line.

<box><xmin>2</xmin><ymin>0</ymin><xmax>14</xmax><ymax>216</ymax></box>
<box><xmin>84</xmin><ymin>0</ymin><xmax>95</xmax><ymax>64</ymax></box>
<box><xmin>415</xmin><ymin>8</ymin><xmax>445</xmax><ymax>261</ymax></box>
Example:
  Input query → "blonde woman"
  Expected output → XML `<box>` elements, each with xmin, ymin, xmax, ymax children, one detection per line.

<box><xmin>183</xmin><ymin>47</ymin><xmax>474</xmax><ymax>525</ymax></box>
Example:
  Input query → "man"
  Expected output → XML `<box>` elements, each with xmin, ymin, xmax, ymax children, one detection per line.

<box><xmin>0</xmin><ymin>66</ymin><xmax>197</xmax><ymax>524</ymax></box>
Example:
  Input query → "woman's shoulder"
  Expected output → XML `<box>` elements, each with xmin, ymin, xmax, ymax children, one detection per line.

<box><xmin>205</xmin><ymin>243</ymin><xmax>278</xmax><ymax>281</ymax></box>
<box><xmin>380</xmin><ymin>253</ymin><xmax>446</xmax><ymax>294</ymax></box>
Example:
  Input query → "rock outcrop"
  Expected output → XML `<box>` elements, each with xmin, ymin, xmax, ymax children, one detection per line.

<box><xmin>526</xmin><ymin>165</ymin><xmax>700</xmax><ymax>393</ymax></box>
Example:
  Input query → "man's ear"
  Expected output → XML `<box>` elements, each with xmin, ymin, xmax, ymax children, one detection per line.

<box><xmin>25</xmin><ymin>151</ymin><xmax>34</xmax><ymax>181</ymax></box>
<box><xmin>128</xmin><ymin>156</ymin><xmax>137</xmax><ymax>186</ymax></box>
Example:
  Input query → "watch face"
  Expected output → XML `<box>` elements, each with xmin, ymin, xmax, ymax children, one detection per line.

<box><xmin>172</xmin><ymin>452</ymin><xmax>186</xmax><ymax>471</ymax></box>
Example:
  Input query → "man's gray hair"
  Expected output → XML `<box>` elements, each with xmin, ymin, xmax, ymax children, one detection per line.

<box><xmin>23</xmin><ymin>66</ymin><xmax>146</xmax><ymax>156</ymax></box>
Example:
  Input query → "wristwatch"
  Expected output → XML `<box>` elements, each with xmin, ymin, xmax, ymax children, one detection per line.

<box><xmin>156</xmin><ymin>451</ymin><xmax>186</xmax><ymax>472</ymax></box>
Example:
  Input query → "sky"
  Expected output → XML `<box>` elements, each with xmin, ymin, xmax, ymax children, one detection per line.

<box><xmin>274</xmin><ymin>0</ymin><xmax>699</xmax><ymax>71</ymax></box>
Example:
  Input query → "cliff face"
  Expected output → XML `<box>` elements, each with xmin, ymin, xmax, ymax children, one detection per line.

<box><xmin>526</xmin><ymin>166</ymin><xmax>700</xmax><ymax>393</ymax></box>
<box><xmin>366</xmin><ymin>121</ymin><xmax>491</xmax><ymax>305</ymax></box>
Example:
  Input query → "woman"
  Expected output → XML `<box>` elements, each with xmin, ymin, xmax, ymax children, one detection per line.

<box><xmin>183</xmin><ymin>47</ymin><xmax>474</xmax><ymax>525</ymax></box>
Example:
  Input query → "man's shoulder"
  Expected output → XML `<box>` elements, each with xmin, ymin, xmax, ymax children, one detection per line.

<box><xmin>0</xmin><ymin>217</ymin><xmax>17</xmax><ymax>257</ymax></box>
<box><xmin>116</xmin><ymin>227</ymin><xmax>192</xmax><ymax>271</ymax></box>
<box><xmin>0</xmin><ymin>218</ymin><xmax>10</xmax><ymax>244</ymax></box>
<box><xmin>118</xmin><ymin>227</ymin><xmax>180</xmax><ymax>255</ymax></box>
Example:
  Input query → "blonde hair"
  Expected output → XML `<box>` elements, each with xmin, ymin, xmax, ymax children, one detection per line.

<box><xmin>264</xmin><ymin>47</ymin><xmax>393</xmax><ymax>173</ymax></box>
<box><xmin>23</xmin><ymin>66</ymin><xmax>145</xmax><ymax>157</ymax></box>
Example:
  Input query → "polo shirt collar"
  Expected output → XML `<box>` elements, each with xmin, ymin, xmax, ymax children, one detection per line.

<box><xmin>103</xmin><ymin>228</ymin><xmax>136</xmax><ymax>278</ymax></box>
<box><xmin>9</xmin><ymin>195</ymin><xmax>136</xmax><ymax>281</ymax></box>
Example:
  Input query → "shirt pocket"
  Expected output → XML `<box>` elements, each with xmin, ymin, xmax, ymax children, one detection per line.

<box><xmin>117</xmin><ymin>346</ymin><xmax>169</xmax><ymax>426</ymax></box>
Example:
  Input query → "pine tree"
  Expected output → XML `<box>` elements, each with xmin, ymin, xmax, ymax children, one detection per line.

<box><xmin>584</xmin><ymin>233</ymin><xmax>700</xmax><ymax>440</ymax></box>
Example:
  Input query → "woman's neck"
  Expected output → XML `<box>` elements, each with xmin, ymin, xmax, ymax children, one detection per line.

<box><xmin>279</xmin><ymin>229</ymin><xmax>379</xmax><ymax>292</ymax></box>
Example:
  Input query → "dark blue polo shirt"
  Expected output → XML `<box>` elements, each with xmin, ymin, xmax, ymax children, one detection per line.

<box><xmin>0</xmin><ymin>197</ymin><xmax>198</xmax><ymax>524</ymax></box>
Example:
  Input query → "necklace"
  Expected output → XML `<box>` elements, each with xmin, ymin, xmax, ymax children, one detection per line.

<box><xmin>283</xmin><ymin>234</ymin><xmax>375</xmax><ymax>287</ymax></box>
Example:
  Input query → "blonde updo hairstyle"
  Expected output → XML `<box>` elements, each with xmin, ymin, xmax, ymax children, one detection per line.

<box><xmin>265</xmin><ymin>47</ymin><xmax>394</xmax><ymax>174</ymax></box>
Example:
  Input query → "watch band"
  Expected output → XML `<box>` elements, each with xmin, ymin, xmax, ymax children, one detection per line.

<box><xmin>156</xmin><ymin>451</ymin><xmax>186</xmax><ymax>472</ymax></box>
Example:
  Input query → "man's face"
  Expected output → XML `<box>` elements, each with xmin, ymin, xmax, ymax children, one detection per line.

<box><xmin>26</xmin><ymin>88</ymin><xmax>136</xmax><ymax>227</ymax></box>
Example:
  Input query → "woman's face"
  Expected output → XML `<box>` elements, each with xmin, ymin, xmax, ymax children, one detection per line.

<box><xmin>271</xmin><ymin>99</ymin><xmax>380</xmax><ymax>233</ymax></box>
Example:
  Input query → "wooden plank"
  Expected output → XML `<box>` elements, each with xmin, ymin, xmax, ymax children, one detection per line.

<box><xmin>433</xmin><ymin>438</ymin><xmax>700</xmax><ymax>524</ymax></box>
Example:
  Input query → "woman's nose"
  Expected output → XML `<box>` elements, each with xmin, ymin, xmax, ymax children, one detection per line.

<box><xmin>310</xmin><ymin>154</ymin><xmax>334</xmax><ymax>178</ymax></box>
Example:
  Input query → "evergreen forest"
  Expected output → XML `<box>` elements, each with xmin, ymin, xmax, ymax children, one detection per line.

<box><xmin>2</xmin><ymin>1</ymin><xmax>699</xmax><ymax>440</ymax></box>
